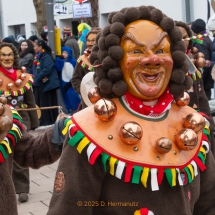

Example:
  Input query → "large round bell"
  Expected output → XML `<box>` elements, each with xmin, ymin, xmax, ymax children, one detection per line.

<box><xmin>21</xmin><ymin>66</ymin><xmax>26</xmax><ymax>73</ymax></box>
<box><xmin>0</xmin><ymin>115</ymin><xmax>13</xmax><ymax>134</ymax></box>
<box><xmin>195</xmin><ymin>57</ymin><xmax>206</xmax><ymax>68</ymax></box>
<box><xmin>175</xmin><ymin>92</ymin><xmax>190</xmax><ymax>106</ymax></box>
<box><xmin>183</xmin><ymin>112</ymin><xmax>205</xmax><ymax>133</ymax></box>
<box><xmin>15</xmin><ymin>79</ymin><xmax>22</xmax><ymax>87</ymax></box>
<box><xmin>119</xmin><ymin>121</ymin><xmax>143</xmax><ymax>145</ymax></box>
<box><xmin>20</xmin><ymin>73</ymin><xmax>26</xmax><ymax>80</ymax></box>
<box><xmin>0</xmin><ymin>97</ymin><xmax>7</xmax><ymax>105</ymax></box>
<box><xmin>191</xmin><ymin>47</ymin><xmax>198</xmax><ymax>54</ymax></box>
<box><xmin>94</xmin><ymin>98</ymin><xmax>117</xmax><ymax>122</ymax></box>
<box><xmin>156</xmin><ymin>137</ymin><xmax>172</xmax><ymax>154</ymax></box>
<box><xmin>7</xmin><ymin>83</ymin><xmax>13</xmax><ymax>90</ymax></box>
<box><xmin>175</xmin><ymin>128</ymin><xmax>198</xmax><ymax>150</ymax></box>
<box><xmin>88</xmin><ymin>87</ymin><xmax>102</xmax><ymax>104</ymax></box>
<box><xmin>0</xmin><ymin>103</ymin><xmax>5</xmax><ymax>116</ymax></box>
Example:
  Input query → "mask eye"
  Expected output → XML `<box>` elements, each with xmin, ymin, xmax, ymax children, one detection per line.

<box><xmin>155</xmin><ymin>49</ymin><xmax>163</xmax><ymax>54</ymax></box>
<box><xmin>134</xmin><ymin>49</ymin><xmax>143</xmax><ymax>54</ymax></box>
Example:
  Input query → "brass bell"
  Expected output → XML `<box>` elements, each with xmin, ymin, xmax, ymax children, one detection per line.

<box><xmin>119</xmin><ymin>121</ymin><xmax>143</xmax><ymax>145</ymax></box>
<box><xmin>0</xmin><ymin>97</ymin><xmax>7</xmax><ymax>105</ymax></box>
<box><xmin>88</xmin><ymin>87</ymin><xmax>102</xmax><ymax>104</ymax></box>
<box><xmin>175</xmin><ymin>92</ymin><xmax>190</xmax><ymax>106</ymax></box>
<box><xmin>0</xmin><ymin>115</ymin><xmax>13</xmax><ymax>134</ymax></box>
<box><xmin>20</xmin><ymin>73</ymin><xmax>26</xmax><ymax>80</ymax></box>
<box><xmin>191</xmin><ymin>47</ymin><xmax>198</xmax><ymax>54</ymax></box>
<box><xmin>183</xmin><ymin>112</ymin><xmax>205</xmax><ymax>133</ymax></box>
<box><xmin>15</xmin><ymin>79</ymin><xmax>23</xmax><ymax>87</ymax></box>
<box><xmin>175</xmin><ymin>128</ymin><xmax>198</xmax><ymax>150</ymax></box>
<box><xmin>21</xmin><ymin>66</ymin><xmax>26</xmax><ymax>73</ymax></box>
<box><xmin>0</xmin><ymin>79</ymin><xmax>3</xmax><ymax>86</ymax></box>
<box><xmin>156</xmin><ymin>137</ymin><xmax>172</xmax><ymax>154</ymax></box>
<box><xmin>7</xmin><ymin>83</ymin><xmax>13</xmax><ymax>90</ymax></box>
<box><xmin>0</xmin><ymin>103</ymin><xmax>5</xmax><ymax>116</ymax></box>
<box><xmin>94</xmin><ymin>99</ymin><xmax>117</xmax><ymax>122</ymax></box>
<box><xmin>195</xmin><ymin>57</ymin><xmax>206</xmax><ymax>68</ymax></box>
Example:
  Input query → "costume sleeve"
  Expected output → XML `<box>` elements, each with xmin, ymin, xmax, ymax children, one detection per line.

<box><xmin>13</xmin><ymin>126</ymin><xmax>61</xmax><ymax>169</ymax></box>
<box><xmin>72</xmin><ymin>63</ymin><xmax>84</xmax><ymax>94</ymax></box>
<box><xmin>193</xmin><ymin>151</ymin><xmax>215</xmax><ymax>215</ymax></box>
<box><xmin>47</xmin><ymin>135</ymin><xmax>106</xmax><ymax>215</ymax></box>
<box><xmin>24</xmin><ymin>88</ymin><xmax>39</xmax><ymax>129</ymax></box>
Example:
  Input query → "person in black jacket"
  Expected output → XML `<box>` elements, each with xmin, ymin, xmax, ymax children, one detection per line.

<box><xmin>191</xmin><ymin>19</ymin><xmax>213</xmax><ymax>100</ymax></box>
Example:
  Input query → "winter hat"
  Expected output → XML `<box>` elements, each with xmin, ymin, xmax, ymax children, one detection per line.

<box><xmin>18</xmin><ymin>36</ymin><xmax>25</xmax><ymax>43</ymax></box>
<box><xmin>28</xmin><ymin>35</ymin><xmax>38</xmax><ymax>42</ymax></box>
<box><xmin>191</xmin><ymin>19</ymin><xmax>206</xmax><ymax>33</ymax></box>
<box><xmin>208</xmin><ymin>14</ymin><xmax>215</xmax><ymax>31</ymax></box>
<box><xmin>62</xmin><ymin>26</ymin><xmax>72</xmax><ymax>35</ymax></box>
<box><xmin>2</xmin><ymin>37</ymin><xmax>13</xmax><ymax>43</ymax></box>
<box><xmin>40</xmin><ymin>32</ymin><xmax>48</xmax><ymax>42</ymax></box>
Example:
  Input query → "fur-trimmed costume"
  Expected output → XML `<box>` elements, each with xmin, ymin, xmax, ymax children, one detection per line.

<box><xmin>48</xmin><ymin>5</ymin><xmax>215</xmax><ymax>215</ymax></box>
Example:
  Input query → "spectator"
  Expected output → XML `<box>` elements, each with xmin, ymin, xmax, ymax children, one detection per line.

<box><xmin>191</xmin><ymin>19</ymin><xmax>213</xmax><ymax>100</ymax></box>
<box><xmin>28</xmin><ymin>35</ymin><xmax>38</xmax><ymax>45</ymax></box>
<box><xmin>62</xmin><ymin>26</ymin><xmax>80</xmax><ymax>59</ymax></box>
<box><xmin>18</xmin><ymin>39</ymin><xmax>35</xmax><ymax>73</ymax></box>
<box><xmin>55</xmin><ymin>46</ymin><xmax>80</xmax><ymax>115</ymax></box>
<box><xmin>30</xmin><ymin>39</ymin><xmax>60</xmax><ymax>126</ymax></box>
<box><xmin>40</xmin><ymin>31</ymin><xmax>48</xmax><ymax>44</ymax></box>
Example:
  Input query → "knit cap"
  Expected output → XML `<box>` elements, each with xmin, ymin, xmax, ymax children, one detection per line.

<box><xmin>62</xmin><ymin>26</ymin><xmax>72</xmax><ymax>35</ymax></box>
<box><xmin>191</xmin><ymin>19</ymin><xmax>206</xmax><ymax>33</ymax></box>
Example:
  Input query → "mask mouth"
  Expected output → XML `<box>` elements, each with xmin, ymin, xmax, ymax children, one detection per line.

<box><xmin>140</xmin><ymin>72</ymin><xmax>162</xmax><ymax>82</ymax></box>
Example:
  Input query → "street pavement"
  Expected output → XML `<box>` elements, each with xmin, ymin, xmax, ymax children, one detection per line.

<box><xmin>17</xmin><ymin>160</ymin><xmax>59</xmax><ymax>215</ymax></box>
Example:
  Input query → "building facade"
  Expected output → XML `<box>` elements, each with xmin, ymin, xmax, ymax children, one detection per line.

<box><xmin>0</xmin><ymin>0</ymin><xmax>213</xmax><ymax>40</ymax></box>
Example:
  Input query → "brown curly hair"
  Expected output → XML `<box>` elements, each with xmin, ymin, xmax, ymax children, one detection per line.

<box><xmin>175</xmin><ymin>21</ymin><xmax>193</xmax><ymax>50</ymax></box>
<box><xmin>89</xmin><ymin>6</ymin><xmax>192</xmax><ymax>99</ymax></box>
<box><xmin>86</xmin><ymin>27</ymin><xmax>102</xmax><ymax>40</ymax></box>
<box><xmin>0</xmin><ymin>42</ymin><xmax>20</xmax><ymax>69</ymax></box>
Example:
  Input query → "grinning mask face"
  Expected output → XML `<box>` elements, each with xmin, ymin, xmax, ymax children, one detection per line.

<box><xmin>0</xmin><ymin>47</ymin><xmax>14</xmax><ymax>69</ymax></box>
<box><xmin>119</xmin><ymin>20</ymin><xmax>173</xmax><ymax>100</ymax></box>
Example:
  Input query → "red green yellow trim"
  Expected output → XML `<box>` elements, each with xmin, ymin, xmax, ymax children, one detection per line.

<box><xmin>0</xmin><ymin>107</ymin><xmax>23</xmax><ymax>164</ymax></box>
<box><xmin>63</xmin><ymin>115</ymin><xmax>210</xmax><ymax>191</ymax></box>
<box><xmin>0</xmin><ymin>75</ymin><xmax>34</xmax><ymax>96</ymax></box>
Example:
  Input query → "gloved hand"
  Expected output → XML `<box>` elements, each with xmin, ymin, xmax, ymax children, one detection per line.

<box><xmin>63</xmin><ymin>82</ymin><xmax>71</xmax><ymax>92</ymax></box>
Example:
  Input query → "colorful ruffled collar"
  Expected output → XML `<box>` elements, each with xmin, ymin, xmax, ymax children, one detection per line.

<box><xmin>77</xmin><ymin>57</ymin><xmax>93</xmax><ymax>71</ymax></box>
<box><xmin>0</xmin><ymin>107</ymin><xmax>24</xmax><ymax>164</ymax></box>
<box><xmin>62</xmin><ymin>111</ymin><xmax>210</xmax><ymax>191</ymax></box>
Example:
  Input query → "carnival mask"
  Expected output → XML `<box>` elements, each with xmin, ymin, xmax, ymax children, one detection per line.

<box><xmin>86</xmin><ymin>33</ymin><xmax>96</xmax><ymax>52</ymax></box>
<box><xmin>119</xmin><ymin>20</ymin><xmax>173</xmax><ymax>100</ymax></box>
<box><xmin>0</xmin><ymin>47</ymin><xmax>14</xmax><ymax>70</ymax></box>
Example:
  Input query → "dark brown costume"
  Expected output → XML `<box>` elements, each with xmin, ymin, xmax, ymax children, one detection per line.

<box><xmin>48</xmin><ymin>6</ymin><xmax>215</xmax><ymax>215</ymax></box>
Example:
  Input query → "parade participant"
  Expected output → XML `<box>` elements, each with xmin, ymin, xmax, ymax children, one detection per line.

<box><xmin>0</xmin><ymin>42</ymin><xmax>39</xmax><ymax>203</ymax></box>
<box><xmin>72</xmin><ymin>27</ymin><xmax>101</xmax><ymax>109</ymax></box>
<box><xmin>175</xmin><ymin>21</ymin><xmax>215</xmax><ymax>156</ymax></box>
<box><xmin>191</xmin><ymin>19</ymin><xmax>213</xmax><ymax>100</ymax></box>
<box><xmin>30</xmin><ymin>39</ymin><xmax>60</xmax><ymax>126</ymax></box>
<box><xmin>0</xmin><ymin>43</ymin><xmax>65</xmax><ymax>214</ymax></box>
<box><xmin>55</xmin><ymin>46</ymin><xmax>80</xmax><ymax>115</ymax></box>
<box><xmin>48</xmin><ymin>6</ymin><xmax>215</xmax><ymax>215</ymax></box>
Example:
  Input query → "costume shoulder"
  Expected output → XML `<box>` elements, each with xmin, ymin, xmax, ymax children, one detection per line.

<box><xmin>0</xmin><ymin>68</ymin><xmax>33</xmax><ymax>96</ymax></box>
<box><xmin>63</xmin><ymin>98</ymin><xmax>210</xmax><ymax>191</ymax></box>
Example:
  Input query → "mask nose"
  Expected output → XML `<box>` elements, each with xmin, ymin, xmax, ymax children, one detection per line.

<box><xmin>139</xmin><ymin>54</ymin><xmax>164</xmax><ymax>69</ymax></box>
